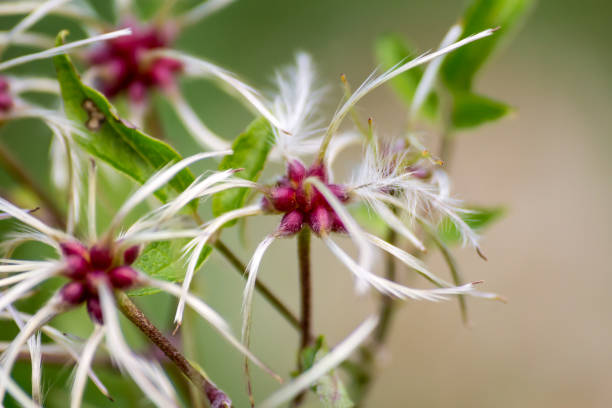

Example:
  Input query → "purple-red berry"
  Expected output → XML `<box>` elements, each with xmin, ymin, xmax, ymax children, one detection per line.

<box><xmin>270</xmin><ymin>186</ymin><xmax>297</xmax><ymax>212</ymax></box>
<box><xmin>60</xmin><ymin>281</ymin><xmax>87</xmax><ymax>305</ymax></box>
<box><xmin>108</xmin><ymin>266</ymin><xmax>138</xmax><ymax>289</ymax></box>
<box><xmin>278</xmin><ymin>210</ymin><xmax>304</xmax><ymax>236</ymax></box>
<box><xmin>63</xmin><ymin>255</ymin><xmax>90</xmax><ymax>280</ymax></box>
<box><xmin>89</xmin><ymin>245</ymin><xmax>113</xmax><ymax>270</ymax></box>
<box><xmin>308</xmin><ymin>206</ymin><xmax>331</xmax><ymax>235</ymax></box>
<box><xmin>60</xmin><ymin>241</ymin><xmax>89</xmax><ymax>259</ymax></box>
<box><xmin>87</xmin><ymin>297</ymin><xmax>104</xmax><ymax>324</ymax></box>
<box><xmin>287</xmin><ymin>160</ymin><xmax>306</xmax><ymax>184</ymax></box>
<box><xmin>123</xmin><ymin>245</ymin><xmax>141</xmax><ymax>265</ymax></box>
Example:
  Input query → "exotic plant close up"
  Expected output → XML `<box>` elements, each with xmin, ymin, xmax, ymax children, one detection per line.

<box><xmin>0</xmin><ymin>0</ymin><xmax>531</xmax><ymax>407</ymax></box>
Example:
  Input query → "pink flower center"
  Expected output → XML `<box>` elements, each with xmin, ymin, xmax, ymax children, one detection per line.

<box><xmin>263</xmin><ymin>160</ymin><xmax>349</xmax><ymax>236</ymax></box>
<box><xmin>59</xmin><ymin>241</ymin><xmax>140</xmax><ymax>323</ymax></box>
<box><xmin>0</xmin><ymin>76</ymin><xmax>13</xmax><ymax>113</ymax></box>
<box><xmin>89</xmin><ymin>20</ymin><xmax>181</xmax><ymax>102</ymax></box>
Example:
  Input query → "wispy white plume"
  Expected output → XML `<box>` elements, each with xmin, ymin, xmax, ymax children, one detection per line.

<box><xmin>70</xmin><ymin>325</ymin><xmax>105</xmax><ymax>408</ymax></box>
<box><xmin>8</xmin><ymin>0</ymin><xmax>71</xmax><ymax>39</ymax></box>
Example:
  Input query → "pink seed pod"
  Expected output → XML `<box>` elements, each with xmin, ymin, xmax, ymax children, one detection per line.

<box><xmin>60</xmin><ymin>241</ymin><xmax>89</xmax><ymax>259</ymax></box>
<box><xmin>123</xmin><ymin>245</ymin><xmax>141</xmax><ymax>265</ymax></box>
<box><xmin>89</xmin><ymin>245</ymin><xmax>113</xmax><ymax>270</ymax></box>
<box><xmin>108</xmin><ymin>266</ymin><xmax>139</xmax><ymax>289</ymax></box>
<box><xmin>330</xmin><ymin>212</ymin><xmax>347</xmax><ymax>233</ymax></box>
<box><xmin>278</xmin><ymin>210</ymin><xmax>304</xmax><ymax>236</ymax></box>
<box><xmin>60</xmin><ymin>281</ymin><xmax>87</xmax><ymax>305</ymax></box>
<box><xmin>270</xmin><ymin>186</ymin><xmax>297</xmax><ymax>212</ymax></box>
<box><xmin>87</xmin><ymin>297</ymin><xmax>104</xmax><ymax>324</ymax></box>
<box><xmin>328</xmin><ymin>184</ymin><xmax>350</xmax><ymax>202</ymax></box>
<box><xmin>85</xmin><ymin>270</ymin><xmax>107</xmax><ymax>295</ymax></box>
<box><xmin>307</xmin><ymin>162</ymin><xmax>328</xmax><ymax>182</ymax></box>
<box><xmin>287</xmin><ymin>160</ymin><xmax>306</xmax><ymax>184</ymax></box>
<box><xmin>308</xmin><ymin>206</ymin><xmax>331</xmax><ymax>235</ymax></box>
<box><xmin>63</xmin><ymin>255</ymin><xmax>90</xmax><ymax>280</ymax></box>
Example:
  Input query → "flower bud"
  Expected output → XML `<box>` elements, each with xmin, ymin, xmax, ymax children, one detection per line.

<box><xmin>109</xmin><ymin>266</ymin><xmax>139</xmax><ymax>289</ymax></box>
<box><xmin>278</xmin><ymin>210</ymin><xmax>304</xmax><ymax>236</ymax></box>
<box><xmin>270</xmin><ymin>186</ymin><xmax>297</xmax><ymax>212</ymax></box>
<box><xmin>87</xmin><ymin>297</ymin><xmax>104</xmax><ymax>324</ymax></box>
<box><xmin>330</xmin><ymin>212</ymin><xmax>347</xmax><ymax>233</ymax></box>
<box><xmin>60</xmin><ymin>241</ymin><xmax>89</xmax><ymax>259</ymax></box>
<box><xmin>287</xmin><ymin>160</ymin><xmax>306</xmax><ymax>184</ymax></box>
<box><xmin>63</xmin><ymin>255</ymin><xmax>90</xmax><ymax>280</ymax></box>
<box><xmin>307</xmin><ymin>162</ymin><xmax>328</xmax><ymax>182</ymax></box>
<box><xmin>308</xmin><ymin>206</ymin><xmax>331</xmax><ymax>235</ymax></box>
<box><xmin>328</xmin><ymin>184</ymin><xmax>349</xmax><ymax>202</ymax></box>
<box><xmin>0</xmin><ymin>92</ymin><xmax>12</xmax><ymax>113</ymax></box>
<box><xmin>123</xmin><ymin>245</ymin><xmax>141</xmax><ymax>265</ymax></box>
<box><xmin>60</xmin><ymin>281</ymin><xmax>87</xmax><ymax>305</ymax></box>
<box><xmin>89</xmin><ymin>245</ymin><xmax>113</xmax><ymax>270</ymax></box>
<box><xmin>85</xmin><ymin>270</ymin><xmax>107</xmax><ymax>295</ymax></box>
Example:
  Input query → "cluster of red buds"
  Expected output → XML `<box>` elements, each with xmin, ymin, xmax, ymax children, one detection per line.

<box><xmin>89</xmin><ymin>21</ymin><xmax>182</xmax><ymax>102</ymax></box>
<box><xmin>263</xmin><ymin>160</ymin><xmax>350</xmax><ymax>236</ymax></box>
<box><xmin>0</xmin><ymin>76</ymin><xmax>13</xmax><ymax>113</ymax></box>
<box><xmin>59</xmin><ymin>242</ymin><xmax>141</xmax><ymax>323</ymax></box>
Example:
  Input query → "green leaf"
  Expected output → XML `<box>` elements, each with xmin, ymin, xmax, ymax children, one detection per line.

<box><xmin>211</xmin><ymin>117</ymin><xmax>273</xmax><ymax>226</ymax></box>
<box><xmin>349</xmin><ymin>203</ymin><xmax>389</xmax><ymax>237</ymax></box>
<box><xmin>130</xmin><ymin>240</ymin><xmax>212</xmax><ymax>296</ymax></box>
<box><xmin>451</xmin><ymin>92</ymin><xmax>513</xmax><ymax>129</ymax></box>
<box><xmin>375</xmin><ymin>34</ymin><xmax>438</xmax><ymax>119</ymax></box>
<box><xmin>442</xmin><ymin>0</ymin><xmax>533</xmax><ymax>91</ymax></box>
<box><xmin>299</xmin><ymin>336</ymin><xmax>354</xmax><ymax>408</ymax></box>
<box><xmin>438</xmin><ymin>206</ymin><xmax>505</xmax><ymax>244</ymax></box>
<box><xmin>82</xmin><ymin>0</ymin><xmax>117</xmax><ymax>23</ymax></box>
<box><xmin>53</xmin><ymin>32</ymin><xmax>195</xmax><ymax>205</ymax></box>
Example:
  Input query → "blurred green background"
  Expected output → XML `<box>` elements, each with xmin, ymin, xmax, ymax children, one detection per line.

<box><xmin>1</xmin><ymin>0</ymin><xmax>612</xmax><ymax>406</ymax></box>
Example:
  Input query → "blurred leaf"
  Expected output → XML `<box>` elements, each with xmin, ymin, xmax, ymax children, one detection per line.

<box><xmin>299</xmin><ymin>336</ymin><xmax>354</xmax><ymax>408</ymax></box>
<box><xmin>211</xmin><ymin>117</ymin><xmax>273</xmax><ymax>226</ymax></box>
<box><xmin>53</xmin><ymin>32</ymin><xmax>195</xmax><ymax>206</ymax></box>
<box><xmin>375</xmin><ymin>34</ymin><xmax>438</xmax><ymax>119</ymax></box>
<box><xmin>442</xmin><ymin>0</ymin><xmax>533</xmax><ymax>91</ymax></box>
<box><xmin>451</xmin><ymin>92</ymin><xmax>512</xmax><ymax>128</ymax></box>
<box><xmin>130</xmin><ymin>240</ymin><xmax>212</xmax><ymax>296</ymax></box>
<box><xmin>82</xmin><ymin>0</ymin><xmax>117</xmax><ymax>23</ymax></box>
<box><xmin>349</xmin><ymin>203</ymin><xmax>389</xmax><ymax>237</ymax></box>
<box><xmin>438</xmin><ymin>206</ymin><xmax>505</xmax><ymax>244</ymax></box>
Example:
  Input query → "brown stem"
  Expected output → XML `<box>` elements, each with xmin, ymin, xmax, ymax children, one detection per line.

<box><xmin>213</xmin><ymin>239</ymin><xmax>300</xmax><ymax>330</ymax></box>
<box><xmin>0</xmin><ymin>141</ymin><xmax>65</xmax><ymax>228</ymax></box>
<box><xmin>292</xmin><ymin>228</ymin><xmax>312</xmax><ymax>407</ymax></box>
<box><xmin>117</xmin><ymin>292</ymin><xmax>232</xmax><ymax>408</ymax></box>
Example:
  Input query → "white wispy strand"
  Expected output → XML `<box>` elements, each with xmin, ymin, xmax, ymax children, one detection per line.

<box><xmin>271</xmin><ymin>53</ymin><xmax>324</xmax><ymax>157</ymax></box>
<box><xmin>8</xmin><ymin>76</ymin><xmax>59</xmax><ymax>94</ymax></box>
<box><xmin>70</xmin><ymin>325</ymin><xmax>105</xmax><ymax>408</ymax></box>
<box><xmin>0</xmin><ymin>269</ymin><xmax>54</xmax><ymax>288</ymax></box>
<box><xmin>259</xmin><ymin>316</ymin><xmax>379</xmax><ymax>408</ymax></box>
<box><xmin>98</xmin><ymin>285</ymin><xmax>178</xmax><ymax>408</ymax></box>
<box><xmin>241</xmin><ymin>235</ymin><xmax>275</xmax><ymax>358</ymax></box>
<box><xmin>324</xmin><ymin>237</ymin><xmax>480</xmax><ymax>301</ymax></box>
<box><xmin>0</xmin><ymin>260</ymin><xmax>55</xmax><ymax>273</ymax></box>
<box><xmin>0</xmin><ymin>31</ymin><xmax>54</xmax><ymax>49</ymax></box>
<box><xmin>158</xmin><ymin>49</ymin><xmax>283</xmax><ymax>129</ymax></box>
<box><xmin>327</xmin><ymin>28</ymin><xmax>496</xmax><ymax>136</ymax></box>
<box><xmin>4</xmin><ymin>376</ymin><xmax>37</xmax><ymax>408</ymax></box>
<box><xmin>8</xmin><ymin>0</ymin><xmax>71</xmax><ymax>39</ymax></box>
<box><xmin>0</xmin><ymin>268</ymin><xmax>58</xmax><ymax>313</ymax></box>
<box><xmin>168</xmin><ymin>90</ymin><xmax>231</xmax><ymax>151</ymax></box>
<box><xmin>0</xmin><ymin>1</ymin><xmax>98</xmax><ymax>23</ymax></box>
<box><xmin>0</xmin><ymin>28</ymin><xmax>133</xmax><ymax>72</ymax></box>
<box><xmin>306</xmin><ymin>178</ymin><xmax>375</xmax><ymax>293</ymax></box>
<box><xmin>0</xmin><ymin>300</ymin><xmax>60</xmax><ymax>402</ymax></box>
<box><xmin>370</xmin><ymin>199</ymin><xmax>425</xmax><ymax>251</ymax></box>
<box><xmin>8</xmin><ymin>306</ymin><xmax>42</xmax><ymax>404</ymax></box>
<box><xmin>148</xmin><ymin>277</ymin><xmax>280</xmax><ymax>381</ymax></box>
<box><xmin>364</xmin><ymin>233</ymin><xmax>451</xmax><ymax>287</ymax></box>
<box><xmin>177</xmin><ymin>0</ymin><xmax>236</xmax><ymax>27</ymax></box>
<box><xmin>0</xmin><ymin>197</ymin><xmax>69</xmax><ymax>241</ymax></box>
<box><xmin>174</xmin><ymin>204</ymin><xmax>263</xmax><ymax>326</ymax></box>
<box><xmin>110</xmin><ymin>151</ymin><xmax>228</xmax><ymax>233</ymax></box>
<box><xmin>410</xmin><ymin>24</ymin><xmax>462</xmax><ymax>121</ymax></box>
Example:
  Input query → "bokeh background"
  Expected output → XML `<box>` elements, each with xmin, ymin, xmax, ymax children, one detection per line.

<box><xmin>1</xmin><ymin>0</ymin><xmax>612</xmax><ymax>406</ymax></box>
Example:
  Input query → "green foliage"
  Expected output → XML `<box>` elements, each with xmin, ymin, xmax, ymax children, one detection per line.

<box><xmin>130</xmin><ymin>240</ymin><xmax>212</xmax><ymax>296</ymax></box>
<box><xmin>438</xmin><ymin>206</ymin><xmax>505</xmax><ymax>244</ymax></box>
<box><xmin>451</xmin><ymin>92</ymin><xmax>512</xmax><ymax>128</ymax></box>
<box><xmin>211</xmin><ymin>117</ymin><xmax>273</xmax><ymax>226</ymax></box>
<box><xmin>375</xmin><ymin>34</ymin><xmax>438</xmax><ymax>119</ymax></box>
<box><xmin>349</xmin><ymin>203</ymin><xmax>389</xmax><ymax>237</ymax></box>
<box><xmin>441</xmin><ymin>0</ymin><xmax>533</xmax><ymax>91</ymax></box>
<box><xmin>299</xmin><ymin>336</ymin><xmax>355</xmax><ymax>408</ymax></box>
<box><xmin>53</xmin><ymin>32</ymin><xmax>195</xmax><ymax>205</ymax></box>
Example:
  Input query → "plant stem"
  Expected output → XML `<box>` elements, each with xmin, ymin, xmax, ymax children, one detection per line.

<box><xmin>0</xmin><ymin>141</ymin><xmax>65</xmax><ymax>228</ymax></box>
<box><xmin>213</xmin><ymin>239</ymin><xmax>301</xmax><ymax>331</ymax></box>
<box><xmin>117</xmin><ymin>292</ymin><xmax>232</xmax><ymax>408</ymax></box>
<box><xmin>292</xmin><ymin>228</ymin><xmax>312</xmax><ymax>407</ymax></box>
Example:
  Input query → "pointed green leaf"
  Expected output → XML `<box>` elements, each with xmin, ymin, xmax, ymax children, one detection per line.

<box><xmin>211</xmin><ymin>117</ymin><xmax>273</xmax><ymax>226</ymax></box>
<box><xmin>130</xmin><ymin>240</ymin><xmax>212</xmax><ymax>296</ymax></box>
<box><xmin>53</xmin><ymin>32</ymin><xmax>195</xmax><ymax>205</ymax></box>
<box><xmin>442</xmin><ymin>0</ymin><xmax>533</xmax><ymax>91</ymax></box>
<box><xmin>375</xmin><ymin>34</ymin><xmax>438</xmax><ymax>119</ymax></box>
<box><xmin>438</xmin><ymin>206</ymin><xmax>505</xmax><ymax>244</ymax></box>
<box><xmin>451</xmin><ymin>92</ymin><xmax>512</xmax><ymax>129</ymax></box>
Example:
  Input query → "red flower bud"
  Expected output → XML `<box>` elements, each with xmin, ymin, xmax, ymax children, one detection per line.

<box><xmin>308</xmin><ymin>206</ymin><xmax>331</xmax><ymax>235</ymax></box>
<box><xmin>60</xmin><ymin>242</ymin><xmax>89</xmax><ymax>259</ymax></box>
<box><xmin>109</xmin><ymin>266</ymin><xmax>139</xmax><ymax>289</ymax></box>
<box><xmin>278</xmin><ymin>210</ymin><xmax>304</xmax><ymax>236</ymax></box>
<box><xmin>123</xmin><ymin>245</ymin><xmax>141</xmax><ymax>265</ymax></box>
<box><xmin>328</xmin><ymin>184</ymin><xmax>349</xmax><ymax>202</ymax></box>
<box><xmin>87</xmin><ymin>297</ymin><xmax>104</xmax><ymax>324</ymax></box>
<box><xmin>287</xmin><ymin>160</ymin><xmax>306</xmax><ymax>184</ymax></box>
<box><xmin>270</xmin><ymin>186</ymin><xmax>297</xmax><ymax>212</ymax></box>
<box><xmin>60</xmin><ymin>281</ymin><xmax>87</xmax><ymax>305</ymax></box>
<box><xmin>63</xmin><ymin>255</ymin><xmax>90</xmax><ymax>280</ymax></box>
<box><xmin>307</xmin><ymin>162</ymin><xmax>328</xmax><ymax>182</ymax></box>
<box><xmin>89</xmin><ymin>245</ymin><xmax>113</xmax><ymax>270</ymax></box>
